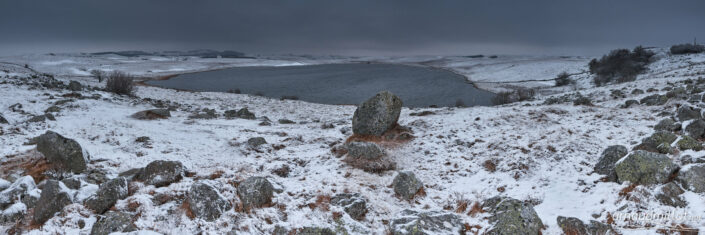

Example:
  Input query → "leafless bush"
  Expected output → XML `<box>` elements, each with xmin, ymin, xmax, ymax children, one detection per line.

<box><xmin>227</xmin><ymin>88</ymin><xmax>241</xmax><ymax>94</ymax></box>
<box><xmin>491</xmin><ymin>88</ymin><xmax>536</xmax><ymax>105</ymax></box>
<box><xmin>589</xmin><ymin>46</ymin><xmax>654</xmax><ymax>86</ymax></box>
<box><xmin>491</xmin><ymin>91</ymin><xmax>514</xmax><ymax>105</ymax></box>
<box><xmin>280</xmin><ymin>95</ymin><xmax>299</xmax><ymax>100</ymax></box>
<box><xmin>105</xmin><ymin>71</ymin><xmax>135</xmax><ymax>95</ymax></box>
<box><xmin>554</xmin><ymin>72</ymin><xmax>573</xmax><ymax>87</ymax></box>
<box><xmin>455</xmin><ymin>99</ymin><xmax>466</xmax><ymax>107</ymax></box>
<box><xmin>670</xmin><ymin>43</ymin><xmax>705</xmax><ymax>55</ymax></box>
<box><xmin>516</xmin><ymin>88</ymin><xmax>536</xmax><ymax>101</ymax></box>
<box><xmin>90</xmin><ymin>69</ymin><xmax>106</xmax><ymax>82</ymax></box>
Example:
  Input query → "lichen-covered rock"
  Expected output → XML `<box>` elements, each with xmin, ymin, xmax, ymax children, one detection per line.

<box><xmin>237</xmin><ymin>177</ymin><xmax>273</xmax><ymax>210</ymax></box>
<box><xmin>594</xmin><ymin>145</ymin><xmax>628</xmax><ymax>182</ymax></box>
<box><xmin>247</xmin><ymin>137</ymin><xmax>267</xmax><ymax>148</ymax></box>
<box><xmin>678</xmin><ymin>105</ymin><xmax>702</xmax><ymax>121</ymax></box>
<box><xmin>656</xmin><ymin>182</ymin><xmax>687</xmax><ymax>208</ymax></box>
<box><xmin>136</xmin><ymin>160</ymin><xmax>185</xmax><ymax>187</ymax></box>
<box><xmin>85</xmin><ymin>177</ymin><xmax>128</xmax><ymax>214</ymax></box>
<box><xmin>225</xmin><ymin>108</ymin><xmax>256</xmax><ymax>120</ymax></box>
<box><xmin>392</xmin><ymin>171</ymin><xmax>423</xmax><ymax>200</ymax></box>
<box><xmin>556</xmin><ymin>216</ymin><xmax>613</xmax><ymax>235</ymax></box>
<box><xmin>633</xmin><ymin>131</ymin><xmax>677</xmax><ymax>154</ymax></box>
<box><xmin>131</xmin><ymin>109</ymin><xmax>171</xmax><ymax>120</ymax></box>
<box><xmin>640</xmin><ymin>94</ymin><xmax>668</xmax><ymax>106</ymax></box>
<box><xmin>33</xmin><ymin>180</ymin><xmax>72</xmax><ymax>224</ymax></box>
<box><xmin>352</xmin><ymin>91</ymin><xmax>402</xmax><ymax>136</ymax></box>
<box><xmin>389</xmin><ymin>209</ymin><xmax>462</xmax><ymax>235</ymax></box>
<box><xmin>677</xmin><ymin>136</ymin><xmax>703</xmax><ymax>151</ymax></box>
<box><xmin>343</xmin><ymin>142</ymin><xmax>396</xmax><ymax>172</ymax></box>
<box><xmin>37</xmin><ymin>131</ymin><xmax>89</xmax><ymax>173</ymax></box>
<box><xmin>331</xmin><ymin>193</ymin><xmax>367</xmax><ymax>221</ymax></box>
<box><xmin>676</xmin><ymin>163</ymin><xmax>705</xmax><ymax>193</ymax></box>
<box><xmin>685</xmin><ymin>119</ymin><xmax>705</xmax><ymax>139</ymax></box>
<box><xmin>615</xmin><ymin>150</ymin><xmax>679</xmax><ymax>185</ymax></box>
<box><xmin>187</xmin><ymin>181</ymin><xmax>232</xmax><ymax>221</ymax></box>
<box><xmin>483</xmin><ymin>196</ymin><xmax>543</xmax><ymax>235</ymax></box>
<box><xmin>654</xmin><ymin>118</ymin><xmax>680</xmax><ymax>132</ymax></box>
<box><xmin>67</xmin><ymin>81</ymin><xmax>83</xmax><ymax>91</ymax></box>
<box><xmin>90</xmin><ymin>211</ymin><xmax>136</xmax><ymax>235</ymax></box>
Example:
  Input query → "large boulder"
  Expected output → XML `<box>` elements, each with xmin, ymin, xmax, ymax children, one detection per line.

<box><xmin>677</xmin><ymin>105</ymin><xmax>702</xmax><ymax>121</ymax></box>
<box><xmin>352</xmin><ymin>91</ymin><xmax>402</xmax><ymax>136</ymax></box>
<box><xmin>633</xmin><ymin>131</ymin><xmax>677</xmax><ymax>154</ymax></box>
<box><xmin>90</xmin><ymin>211</ymin><xmax>136</xmax><ymax>235</ymax></box>
<box><xmin>135</xmin><ymin>160</ymin><xmax>185</xmax><ymax>187</ymax></box>
<box><xmin>85</xmin><ymin>177</ymin><xmax>129</xmax><ymax>214</ymax></box>
<box><xmin>615</xmin><ymin>150</ymin><xmax>678</xmax><ymax>185</ymax></box>
<box><xmin>685</xmin><ymin>119</ymin><xmax>705</xmax><ymax>139</ymax></box>
<box><xmin>389</xmin><ymin>209</ymin><xmax>463</xmax><ymax>235</ymax></box>
<box><xmin>237</xmin><ymin>177</ymin><xmax>273</xmax><ymax>210</ymax></box>
<box><xmin>593</xmin><ymin>145</ymin><xmax>628</xmax><ymax>182</ymax></box>
<box><xmin>331</xmin><ymin>193</ymin><xmax>367</xmax><ymax>221</ymax></box>
<box><xmin>344</xmin><ymin>142</ymin><xmax>395</xmax><ymax>172</ymax></box>
<box><xmin>33</xmin><ymin>180</ymin><xmax>73</xmax><ymax>224</ymax></box>
<box><xmin>131</xmin><ymin>109</ymin><xmax>171</xmax><ymax>120</ymax></box>
<box><xmin>187</xmin><ymin>181</ymin><xmax>232</xmax><ymax>221</ymax></box>
<box><xmin>37</xmin><ymin>131</ymin><xmax>89</xmax><ymax>173</ymax></box>
<box><xmin>676</xmin><ymin>163</ymin><xmax>705</xmax><ymax>193</ymax></box>
<box><xmin>656</xmin><ymin>182</ymin><xmax>687</xmax><ymax>208</ymax></box>
<box><xmin>482</xmin><ymin>196</ymin><xmax>543</xmax><ymax>235</ymax></box>
<box><xmin>392</xmin><ymin>171</ymin><xmax>423</xmax><ymax>200</ymax></box>
<box><xmin>556</xmin><ymin>216</ymin><xmax>613</xmax><ymax>235</ymax></box>
<box><xmin>677</xmin><ymin>136</ymin><xmax>703</xmax><ymax>151</ymax></box>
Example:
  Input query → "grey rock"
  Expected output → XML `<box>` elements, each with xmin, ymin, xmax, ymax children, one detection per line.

<box><xmin>118</xmin><ymin>168</ymin><xmax>143</xmax><ymax>181</ymax></box>
<box><xmin>622</xmin><ymin>99</ymin><xmax>639</xmax><ymax>108</ymax></box>
<box><xmin>188</xmin><ymin>108</ymin><xmax>218</xmax><ymax>119</ymax></box>
<box><xmin>27</xmin><ymin>114</ymin><xmax>54</xmax><ymax>123</ymax></box>
<box><xmin>187</xmin><ymin>181</ymin><xmax>232</xmax><ymax>221</ymax></box>
<box><xmin>237</xmin><ymin>177</ymin><xmax>273</xmax><ymax>210</ymax></box>
<box><xmin>298</xmin><ymin>227</ymin><xmax>336</xmax><ymax>235</ymax></box>
<box><xmin>677</xmin><ymin>135</ymin><xmax>703</xmax><ymax>151</ymax></box>
<box><xmin>225</xmin><ymin>108</ymin><xmax>255</xmax><ymax>120</ymax></box>
<box><xmin>483</xmin><ymin>196</ymin><xmax>543</xmax><ymax>235</ymax></box>
<box><xmin>67</xmin><ymin>81</ymin><xmax>83</xmax><ymax>91</ymax></box>
<box><xmin>44</xmin><ymin>105</ymin><xmax>61</xmax><ymax>113</ymax></box>
<box><xmin>615</xmin><ymin>150</ymin><xmax>679</xmax><ymax>185</ymax></box>
<box><xmin>0</xmin><ymin>114</ymin><xmax>7</xmax><ymax>124</ymax></box>
<box><xmin>631</xmin><ymin>89</ymin><xmax>644</xmax><ymax>95</ymax></box>
<box><xmin>344</xmin><ymin>142</ymin><xmax>395</xmax><ymax>172</ymax></box>
<box><xmin>33</xmin><ymin>180</ymin><xmax>72</xmax><ymax>224</ymax></box>
<box><xmin>37</xmin><ymin>131</ymin><xmax>88</xmax><ymax>173</ymax></box>
<box><xmin>247</xmin><ymin>137</ymin><xmax>267</xmax><ymax>147</ymax></box>
<box><xmin>271</xmin><ymin>164</ymin><xmax>290</xmax><ymax>178</ymax></box>
<box><xmin>392</xmin><ymin>171</ymin><xmax>423</xmax><ymax>200</ymax></box>
<box><xmin>677</xmin><ymin>105</ymin><xmax>702</xmax><ymax>121</ymax></box>
<box><xmin>685</xmin><ymin>119</ymin><xmax>705</xmax><ymax>139</ymax></box>
<box><xmin>352</xmin><ymin>91</ymin><xmax>402</xmax><ymax>136</ymax></box>
<box><xmin>557</xmin><ymin>216</ymin><xmax>613</xmax><ymax>235</ymax></box>
<box><xmin>389</xmin><ymin>209</ymin><xmax>462</xmax><ymax>235</ymax></box>
<box><xmin>656</xmin><ymin>182</ymin><xmax>687</xmax><ymax>208</ymax></box>
<box><xmin>9</xmin><ymin>103</ymin><xmax>22</xmax><ymax>112</ymax></box>
<box><xmin>131</xmin><ymin>109</ymin><xmax>171</xmax><ymax>120</ymax></box>
<box><xmin>90</xmin><ymin>211</ymin><xmax>136</xmax><ymax>235</ymax></box>
<box><xmin>0</xmin><ymin>176</ymin><xmax>38</xmax><ymax>210</ymax></box>
<box><xmin>640</xmin><ymin>94</ymin><xmax>668</xmax><ymax>106</ymax></box>
<box><xmin>633</xmin><ymin>131</ymin><xmax>677</xmax><ymax>154</ymax></box>
<box><xmin>331</xmin><ymin>193</ymin><xmax>367</xmax><ymax>221</ymax></box>
<box><xmin>136</xmin><ymin>160</ymin><xmax>184</xmax><ymax>187</ymax></box>
<box><xmin>85</xmin><ymin>177</ymin><xmax>128</xmax><ymax>214</ymax></box>
<box><xmin>346</xmin><ymin>142</ymin><xmax>385</xmax><ymax>160</ymax></box>
<box><xmin>278</xmin><ymin>119</ymin><xmax>295</xmax><ymax>124</ymax></box>
<box><xmin>676</xmin><ymin>163</ymin><xmax>705</xmax><ymax>193</ymax></box>
<box><xmin>60</xmin><ymin>178</ymin><xmax>81</xmax><ymax>190</ymax></box>
<box><xmin>594</xmin><ymin>145</ymin><xmax>628</xmax><ymax>182</ymax></box>
<box><xmin>654</xmin><ymin>118</ymin><xmax>680</xmax><ymax>132</ymax></box>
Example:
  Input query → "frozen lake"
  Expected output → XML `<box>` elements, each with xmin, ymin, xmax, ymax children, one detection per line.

<box><xmin>145</xmin><ymin>63</ymin><xmax>495</xmax><ymax>107</ymax></box>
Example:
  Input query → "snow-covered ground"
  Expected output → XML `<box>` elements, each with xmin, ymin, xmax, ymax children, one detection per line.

<box><xmin>1</xmin><ymin>50</ymin><xmax>705</xmax><ymax>234</ymax></box>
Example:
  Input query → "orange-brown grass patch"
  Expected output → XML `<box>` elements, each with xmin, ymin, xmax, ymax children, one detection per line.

<box><xmin>1</xmin><ymin>149</ymin><xmax>50</xmax><ymax>183</ymax></box>
<box><xmin>307</xmin><ymin>195</ymin><xmax>331</xmax><ymax>212</ymax></box>
<box><xmin>180</xmin><ymin>200</ymin><xmax>195</xmax><ymax>219</ymax></box>
<box><xmin>483</xmin><ymin>160</ymin><xmax>497</xmax><ymax>173</ymax></box>
<box><xmin>619</xmin><ymin>184</ymin><xmax>638</xmax><ymax>199</ymax></box>
<box><xmin>464</xmin><ymin>224</ymin><xmax>483</xmax><ymax>235</ymax></box>
<box><xmin>468</xmin><ymin>202</ymin><xmax>484</xmax><ymax>217</ymax></box>
<box><xmin>209</xmin><ymin>170</ymin><xmax>225</xmax><ymax>180</ymax></box>
<box><xmin>344</xmin><ymin>124</ymin><xmax>414</xmax><ymax>147</ymax></box>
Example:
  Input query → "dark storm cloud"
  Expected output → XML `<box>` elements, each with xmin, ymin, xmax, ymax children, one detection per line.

<box><xmin>1</xmin><ymin>0</ymin><xmax>704</xmax><ymax>56</ymax></box>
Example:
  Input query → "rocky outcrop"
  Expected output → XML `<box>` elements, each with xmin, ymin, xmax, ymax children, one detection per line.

<box><xmin>615</xmin><ymin>150</ymin><xmax>678</xmax><ymax>185</ymax></box>
<box><xmin>90</xmin><ymin>211</ymin><xmax>136</xmax><ymax>235</ymax></box>
<box><xmin>37</xmin><ymin>131</ymin><xmax>89</xmax><ymax>173</ymax></box>
<box><xmin>352</xmin><ymin>91</ymin><xmax>402</xmax><ymax>136</ymax></box>
<box><xmin>556</xmin><ymin>216</ymin><xmax>613</xmax><ymax>235</ymax></box>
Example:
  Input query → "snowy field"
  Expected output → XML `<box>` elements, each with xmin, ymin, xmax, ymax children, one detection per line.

<box><xmin>1</xmin><ymin>50</ymin><xmax>705</xmax><ymax>234</ymax></box>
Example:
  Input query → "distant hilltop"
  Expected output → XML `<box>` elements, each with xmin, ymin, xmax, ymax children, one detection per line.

<box><xmin>90</xmin><ymin>49</ymin><xmax>253</xmax><ymax>58</ymax></box>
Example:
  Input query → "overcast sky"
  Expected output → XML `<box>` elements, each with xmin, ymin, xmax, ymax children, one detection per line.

<box><xmin>1</xmin><ymin>0</ymin><xmax>704</xmax><ymax>56</ymax></box>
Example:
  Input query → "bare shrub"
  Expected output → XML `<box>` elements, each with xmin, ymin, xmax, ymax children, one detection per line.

<box><xmin>589</xmin><ymin>46</ymin><xmax>654</xmax><ymax>86</ymax></box>
<box><xmin>90</xmin><ymin>69</ymin><xmax>106</xmax><ymax>82</ymax></box>
<box><xmin>280</xmin><ymin>95</ymin><xmax>299</xmax><ymax>100</ymax></box>
<box><xmin>491</xmin><ymin>88</ymin><xmax>536</xmax><ymax>105</ymax></box>
<box><xmin>516</xmin><ymin>88</ymin><xmax>536</xmax><ymax>101</ymax></box>
<box><xmin>105</xmin><ymin>71</ymin><xmax>135</xmax><ymax>95</ymax></box>
<box><xmin>491</xmin><ymin>91</ymin><xmax>514</xmax><ymax>105</ymax></box>
<box><xmin>554</xmin><ymin>72</ymin><xmax>572</xmax><ymax>87</ymax></box>
<box><xmin>670</xmin><ymin>43</ymin><xmax>705</xmax><ymax>55</ymax></box>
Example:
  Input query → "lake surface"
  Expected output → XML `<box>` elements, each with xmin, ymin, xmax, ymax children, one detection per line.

<box><xmin>146</xmin><ymin>63</ymin><xmax>495</xmax><ymax>107</ymax></box>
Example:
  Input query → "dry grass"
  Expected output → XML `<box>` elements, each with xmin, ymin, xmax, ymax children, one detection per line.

<box><xmin>483</xmin><ymin>159</ymin><xmax>497</xmax><ymax>173</ymax></box>
<box><xmin>307</xmin><ymin>195</ymin><xmax>331</xmax><ymax>212</ymax></box>
<box><xmin>467</xmin><ymin>202</ymin><xmax>484</xmax><ymax>217</ymax></box>
<box><xmin>618</xmin><ymin>184</ymin><xmax>638</xmax><ymax>199</ymax></box>
<box><xmin>180</xmin><ymin>200</ymin><xmax>195</xmax><ymax>219</ymax></box>
<box><xmin>344</xmin><ymin>124</ymin><xmax>414</xmax><ymax>147</ymax></box>
<box><xmin>1</xmin><ymin>149</ymin><xmax>52</xmax><ymax>183</ymax></box>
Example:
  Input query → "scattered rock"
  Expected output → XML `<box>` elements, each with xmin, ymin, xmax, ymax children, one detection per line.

<box><xmin>117</xmin><ymin>168</ymin><xmax>143</xmax><ymax>181</ymax></box>
<box><xmin>9</xmin><ymin>103</ymin><xmax>23</xmax><ymax>112</ymax></box>
<box><xmin>44</xmin><ymin>105</ymin><xmax>61</xmax><ymax>113</ymax></box>
<box><xmin>33</xmin><ymin>180</ymin><xmax>72</xmax><ymax>224</ymax></box>
<box><xmin>392</xmin><ymin>171</ymin><xmax>423</xmax><ymax>200</ymax></box>
<box><xmin>298</xmin><ymin>227</ymin><xmax>336</xmax><ymax>235</ymax></box>
<box><xmin>247</xmin><ymin>137</ymin><xmax>267</xmax><ymax>148</ymax></box>
<box><xmin>90</xmin><ymin>211</ymin><xmax>136</xmax><ymax>235</ymax></box>
<box><xmin>27</xmin><ymin>114</ymin><xmax>55</xmax><ymax>123</ymax></box>
<box><xmin>278</xmin><ymin>119</ymin><xmax>295</xmax><ymax>124</ymax></box>
<box><xmin>0</xmin><ymin>176</ymin><xmax>39</xmax><ymax>210</ymax></box>
<box><xmin>556</xmin><ymin>216</ymin><xmax>613</xmax><ymax>235</ymax></box>
<box><xmin>60</xmin><ymin>177</ymin><xmax>81</xmax><ymax>190</ymax></box>
<box><xmin>135</xmin><ymin>160</ymin><xmax>185</xmax><ymax>187</ymax></box>
<box><xmin>272</xmin><ymin>165</ymin><xmax>290</xmax><ymax>178</ymax></box>
<box><xmin>225</xmin><ymin>108</ymin><xmax>255</xmax><ymax>120</ymax></box>
<box><xmin>188</xmin><ymin>108</ymin><xmax>218</xmax><ymax>119</ymax></box>
<box><xmin>677</xmin><ymin>105</ymin><xmax>702</xmax><ymax>121</ymax></box>
<box><xmin>656</xmin><ymin>182</ymin><xmax>687</xmax><ymax>208</ymax></box>
<box><xmin>594</xmin><ymin>145</ymin><xmax>628</xmax><ymax>182</ymax></box>
<box><xmin>677</xmin><ymin>136</ymin><xmax>703</xmax><ymax>151</ymax></box>
<box><xmin>85</xmin><ymin>177</ymin><xmax>129</xmax><ymax>214</ymax></box>
<box><xmin>187</xmin><ymin>181</ymin><xmax>232</xmax><ymax>221</ymax></box>
<box><xmin>343</xmin><ymin>142</ymin><xmax>395</xmax><ymax>172</ymax></box>
<box><xmin>633</xmin><ymin>131</ymin><xmax>677</xmax><ymax>154</ymax></box>
<box><xmin>331</xmin><ymin>193</ymin><xmax>367</xmax><ymax>221</ymax></box>
<box><xmin>654</xmin><ymin>118</ymin><xmax>680</xmax><ymax>132</ymax></box>
<box><xmin>685</xmin><ymin>119</ymin><xmax>705</xmax><ymax>139</ymax></box>
<box><xmin>131</xmin><ymin>109</ymin><xmax>171</xmax><ymax>120</ymax></box>
<box><xmin>640</xmin><ymin>94</ymin><xmax>668</xmax><ymax>106</ymax></box>
<box><xmin>622</xmin><ymin>99</ymin><xmax>639</xmax><ymax>108</ymax></box>
<box><xmin>615</xmin><ymin>150</ymin><xmax>679</xmax><ymax>185</ymax></box>
<box><xmin>237</xmin><ymin>177</ymin><xmax>273</xmax><ymax>210</ymax></box>
<box><xmin>676</xmin><ymin>163</ymin><xmax>705</xmax><ymax>193</ymax></box>
<box><xmin>37</xmin><ymin>131</ymin><xmax>89</xmax><ymax>173</ymax></box>
<box><xmin>573</xmin><ymin>95</ymin><xmax>592</xmax><ymax>106</ymax></box>
<box><xmin>352</xmin><ymin>91</ymin><xmax>402</xmax><ymax>136</ymax></box>
<box><xmin>631</xmin><ymin>89</ymin><xmax>644</xmax><ymax>95</ymax></box>
<box><xmin>409</xmin><ymin>111</ymin><xmax>436</xmax><ymax>116</ymax></box>
<box><xmin>389</xmin><ymin>209</ymin><xmax>462</xmax><ymax>235</ymax></box>
<box><xmin>321</xmin><ymin>123</ymin><xmax>335</xmax><ymax>129</ymax></box>
<box><xmin>67</xmin><ymin>81</ymin><xmax>83</xmax><ymax>91</ymax></box>
<box><xmin>482</xmin><ymin>196</ymin><xmax>543</xmax><ymax>235</ymax></box>
<box><xmin>0</xmin><ymin>114</ymin><xmax>7</xmax><ymax>124</ymax></box>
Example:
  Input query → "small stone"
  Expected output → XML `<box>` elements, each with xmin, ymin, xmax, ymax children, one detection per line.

<box><xmin>272</xmin><ymin>165</ymin><xmax>290</xmax><ymax>177</ymax></box>
<box><xmin>677</xmin><ymin>136</ymin><xmax>703</xmax><ymax>151</ymax></box>
<box><xmin>656</xmin><ymin>182</ymin><xmax>687</xmax><ymax>207</ymax></box>
<box><xmin>225</xmin><ymin>108</ymin><xmax>255</xmax><ymax>120</ymax></box>
<box><xmin>676</xmin><ymin>163</ymin><xmax>705</xmax><ymax>193</ymax></box>
<box><xmin>483</xmin><ymin>196</ymin><xmax>543</xmax><ymax>235</ymax></box>
<box><xmin>67</xmin><ymin>81</ymin><xmax>83</xmax><ymax>91</ymax></box>
<box><xmin>331</xmin><ymin>193</ymin><xmax>367</xmax><ymax>221</ymax></box>
<box><xmin>389</xmin><ymin>210</ymin><xmax>462</xmax><ymax>235</ymax></box>
<box><xmin>247</xmin><ymin>137</ymin><xmax>267</xmax><ymax>147</ymax></box>
<box><xmin>136</xmin><ymin>160</ymin><xmax>185</xmax><ymax>187</ymax></box>
<box><xmin>677</xmin><ymin>105</ymin><xmax>702</xmax><ymax>121</ymax></box>
<box><xmin>392</xmin><ymin>171</ymin><xmax>423</xmax><ymax>200</ymax></box>
<box><xmin>654</xmin><ymin>118</ymin><xmax>680</xmax><ymax>132</ymax></box>
<box><xmin>685</xmin><ymin>119</ymin><xmax>705</xmax><ymax>139</ymax></box>
<box><xmin>131</xmin><ymin>109</ymin><xmax>171</xmax><ymax>120</ymax></box>
<box><xmin>278</xmin><ymin>119</ymin><xmax>295</xmax><ymax>124</ymax></box>
<box><xmin>622</xmin><ymin>99</ymin><xmax>639</xmax><ymax>108</ymax></box>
